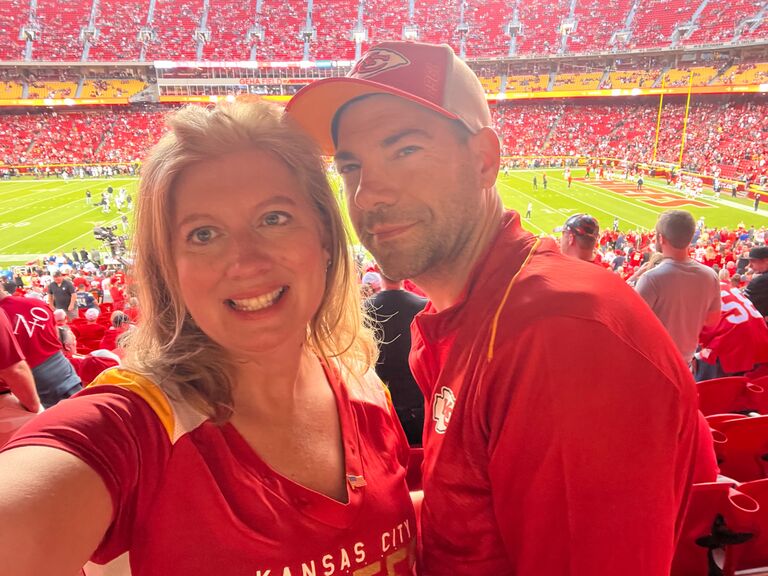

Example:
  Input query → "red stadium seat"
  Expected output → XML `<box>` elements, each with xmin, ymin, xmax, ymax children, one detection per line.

<box><xmin>671</xmin><ymin>482</ymin><xmax>758</xmax><ymax>576</ymax></box>
<box><xmin>710</xmin><ymin>416</ymin><xmax>768</xmax><ymax>482</ymax></box>
<box><xmin>697</xmin><ymin>377</ymin><xmax>768</xmax><ymax>417</ymax></box>
<box><xmin>752</xmin><ymin>375</ymin><xmax>768</xmax><ymax>390</ymax></box>
<box><xmin>706</xmin><ymin>414</ymin><xmax>750</xmax><ymax>428</ymax></box>
<box><xmin>735</xmin><ymin>478</ymin><xmax>768</xmax><ymax>572</ymax></box>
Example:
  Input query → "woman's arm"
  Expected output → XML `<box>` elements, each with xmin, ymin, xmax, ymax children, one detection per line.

<box><xmin>0</xmin><ymin>446</ymin><xmax>113</xmax><ymax>576</ymax></box>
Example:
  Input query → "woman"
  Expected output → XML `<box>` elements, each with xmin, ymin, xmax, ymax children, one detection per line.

<box><xmin>0</xmin><ymin>100</ymin><xmax>416</xmax><ymax>575</ymax></box>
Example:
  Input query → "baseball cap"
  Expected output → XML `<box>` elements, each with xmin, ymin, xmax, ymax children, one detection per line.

<box><xmin>749</xmin><ymin>246</ymin><xmax>768</xmax><ymax>259</ymax></box>
<box><xmin>554</xmin><ymin>214</ymin><xmax>600</xmax><ymax>238</ymax></box>
<box><xmin>361</xmin><ymin>271</ymin><xmax>382</xmax><ymax>291</ymax></box>
<box><xmin>85</xmin><ymin>308</ymin><xmax>100</xmax><ymax>321</ymax></box>
<box><xmin>286</xmin><ymin>41</ymin><xmax>492</xmax><ymax>155</ymax></box>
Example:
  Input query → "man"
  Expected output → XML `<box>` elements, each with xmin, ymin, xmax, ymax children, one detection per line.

<box><xmin>744</xmin><ymin>245</ymin><xmax>768</xmax><ymax>318</ymax></box>
<box><xmin>365</xmin><ymin>274</ymin><xmax>428</xmax><ymax>446</ymax></box>
<box><xmin>635</xmin><ymin>210</ymin><xmax>721</xmax><ymax>365</ymax></box>
<box><xmin>289</xmin><ymin>41</ymin><xmax>701</xmax><ymax>575</ymax></box>
<box><xmin>524</xmin><ymin>201</ymin><xmax>532</xmax><ymax>219</ymax></box>
<box><xmin>558</xmin><ymin>213</ymin><xmax>599</xmax><ymax>262</ymax></box>
<box><xmin>0</xmin><ymin>309</ymin><xmax>40</xmax><ymax>445</ymax></box>
<box><xmin>697</xmin><ymin>280</ymin><xmax>768</xmax><ymax>380</ymax></box>
<box><xmin>1</xmin><ymin>282</ymin><xmax>81</xmax><ymax>408</ymax></box>
<box><xmin>74</xmin><ymin>283</ymin><xmax>97</xmax><ymax>311</ymax></box>
<box><xmin>755</xmin><ymin>192</ymin><xmax>761</xmax><ymax>212</ymax></box>
<box><xmin>46</xmin><ymin>270</ymin><xmax>76</xmax><ymax>319</ymax></box>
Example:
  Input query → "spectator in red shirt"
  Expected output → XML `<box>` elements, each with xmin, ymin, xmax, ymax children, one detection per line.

<box><xmin>0</xmin><ymin>282</ymin><xmax>81</xmax><ymax>408</ymax></box>
<box><xmin>72</xmin><ymin>308</ymin><xmax>106</xmax><ymax>355</ymax></box>
<box><xmin>98</xmin><ymin>311</ymin><xmax>130</xmax><ymax>353</ymax></box>
<box><xmin>0</xmin><ymin>309</ymin><xmax>40</xmax><ymax>445</ymax></box>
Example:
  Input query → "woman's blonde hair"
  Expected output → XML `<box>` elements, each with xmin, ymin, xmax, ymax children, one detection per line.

<box><xmin>124</xmin><ymin>99</ymin><xmax>376</xmax><ymax>423</ymax></box>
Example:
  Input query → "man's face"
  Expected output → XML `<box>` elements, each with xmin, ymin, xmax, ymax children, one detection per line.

<box><xmin>334</xmin><ymin>95</ymin><xmax>483</xmax><ymax>281</ymax></box>
<box><xmin>560</xmin><ymin>230</ymin><xmax>574</xmax><ymax>255</ymax></box>
<box><xmin>54</xmin><ymin>275</ymin><xmax>62</xmax><ymax>285</ymax></box>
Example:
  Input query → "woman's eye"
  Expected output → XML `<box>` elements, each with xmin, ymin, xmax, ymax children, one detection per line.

<box><xmin>188</xmin><ymin>227</ymin><xmax>217</xmax><ymax>244</ymax></box>
<box><xmin>263</xmin><ymin>212</ymin><xmax>291</xmax><ymax>226</ymax></box>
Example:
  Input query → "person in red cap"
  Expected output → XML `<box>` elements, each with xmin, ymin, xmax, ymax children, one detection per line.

<box><xmin>289</xmin><ymin>40</ymin><xmax>702</xmax><ymax>575</ymax></box>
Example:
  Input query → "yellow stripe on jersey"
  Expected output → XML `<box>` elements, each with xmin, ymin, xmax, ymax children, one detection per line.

<box><xmin>89</xmin><ymin>368</ymin><xmax>176</xmax><ymax>441</ymax></box>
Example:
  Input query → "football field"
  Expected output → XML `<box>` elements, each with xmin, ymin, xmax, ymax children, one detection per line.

<box><xmin>0</xmin><ymin>177</ymin><xmax>138</xmax><ymax>266</ymax></box>
<box><xmin>0</xmin><ymin>169</ymin><xmax>766</xmax><ymax>268</ymax></box>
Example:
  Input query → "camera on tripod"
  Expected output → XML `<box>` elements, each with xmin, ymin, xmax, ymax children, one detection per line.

<box><xmin>93</xmin><ymin>225</ymin><xmax>127</xmax><ymax>258</ymax></box>
<box><xmin>93</xmin><ymin>224</ymin><xmax>118</xmax><ymax>241</ymax></box>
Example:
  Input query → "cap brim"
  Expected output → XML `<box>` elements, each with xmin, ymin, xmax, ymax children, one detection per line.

<box><xmin>286</xmin><ymin>77</ymin><xmax>460</xmax><ymax>156</ymax></box>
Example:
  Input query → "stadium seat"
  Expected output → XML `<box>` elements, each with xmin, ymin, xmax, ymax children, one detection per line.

<box><xmin>706</xmin><ymin>414</ymin><xmax>749</xmax><ymax>428</ymax></box>
<box><xmin>709</xmin><ymin>416</ymin><xmax>768</xmax><ymax>482</ymax></box>
<box><xmin>737</xmin><ymin>479</ymin><xmax>768</xmax><ymax>571</ymax></box>
<box><xmin>671</xmin><ymin>482</ymin><xmax>758</xmax><ymax>576</ymax></box>
<box><xmin>734</xmin><ymin>478</ymin><xmax>768</xmax><ymax>572</ymax></box>
<box><xmin>697</xmin><ymin>377</ymin><xmax>768</xmax><ymax>416</ymax></box>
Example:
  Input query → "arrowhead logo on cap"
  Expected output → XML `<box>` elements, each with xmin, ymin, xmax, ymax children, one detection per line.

<box><xmin>352</xmin><ymin>48</ymin><xmax>410</xmax><ymax>79</ymax></box>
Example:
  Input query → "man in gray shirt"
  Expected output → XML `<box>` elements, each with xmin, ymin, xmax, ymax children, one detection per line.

<box><xmin>636</xmin><ymin>210</ymin><xmax>721</xmax><ymax>365</ymax></box>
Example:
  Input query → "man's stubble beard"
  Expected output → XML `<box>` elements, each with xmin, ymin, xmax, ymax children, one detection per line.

<box><xmin>357</xmin><ymin>168</ymin><xmax>478</xmax><ymax>283</ymax></box>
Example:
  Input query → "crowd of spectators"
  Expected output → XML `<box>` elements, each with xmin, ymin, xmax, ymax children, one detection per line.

<box><xmin>3</xmin><ymin>256</ymin><xmax>137</xmax><ymax>384</ymax></box>
<box><xmin>492</xmin><ymin>97</ymin><xmax>768</xmax><ymax>183</ymax></box>
<box><xmin>566</xmin><ymin>0</ymin><xmax>634</xmax><ymax>53</ymax></box>
<box><xmin>0</xmin><ymin>107</ymin><xmax>166</xmax><ymax>167</ymax></box>
<box><xmin>202</xmin><ymin>0</ymin><xmax>254</xmax><ymax>62</ymax></box>
<box><xmin>0</xmin><ymin>0</ymin><xmax>765</xmax><ymax>62</ymax></box>
<box><xmin>309</xmin><ymin>0</ymin><xmax>359</xmax><ymax>61</ymax></box>
<box><xmin>682</xmin><ymin>0</ymin><xmax>760</xmax><ymax>46</ymax></box>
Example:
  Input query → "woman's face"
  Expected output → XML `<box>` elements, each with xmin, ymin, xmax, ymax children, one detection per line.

<box><xmin>172</xmin><ymin>149</ymin><xmax>330</xmax><ymax>359</ymax></box>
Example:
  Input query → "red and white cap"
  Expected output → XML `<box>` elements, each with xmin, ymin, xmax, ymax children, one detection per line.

<box><xmin>286</xmin><ymin>41</ymin><xmax>492</xmax><ymax>155</ymax></box>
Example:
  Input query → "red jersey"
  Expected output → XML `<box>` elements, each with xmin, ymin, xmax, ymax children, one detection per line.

<box><xmin>71</xmin><ymin>320</ymin><xmax>107</xmax><ymax>353</ymax></box>
<box><xmin>698</xmin><ymin>283</ymin><xmax>768</xmax><ymax>373</ymax></box>
<box><xmin>99</xmin><ymin>326</ymin><xmax>128</xmax><ymax>351</ymax></box>
<box><xmin>0</xmin><ymin>310</ymin><xmax>24</xmax><ymax>393</ymax></box>
<box><xmin>0</xmin><ymin>296</ymin><xmax>62</xmax><ymax>368</ymax></box>
<box><xmin>410</xmin><ymin>212</ymin><xmax>700</xmax><ymax>575</ymax></box>
<box><xmin>3</xmin><ymin>368</ymin><xmax>416</xmax><ymax>575</ymax></box>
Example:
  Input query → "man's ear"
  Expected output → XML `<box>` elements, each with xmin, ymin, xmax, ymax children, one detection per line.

<box><xmin>469</xmin><ymin>127</ymin><xmax>501</xmax><ymax>189</ymax></box>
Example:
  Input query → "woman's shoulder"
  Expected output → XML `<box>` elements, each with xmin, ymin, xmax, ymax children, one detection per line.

<box><xmin>89</xmin><ymin>368</ymin><xmax>209</xmax><ymax>443</ymax></box>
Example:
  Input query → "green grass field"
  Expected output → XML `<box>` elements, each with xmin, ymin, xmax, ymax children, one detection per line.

<box><xmin>0</xmin><ymin>169</ymin><xmax>766</xmax><ymax>268</ymax></box>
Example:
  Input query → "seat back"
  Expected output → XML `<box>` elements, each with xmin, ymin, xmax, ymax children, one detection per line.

<box><xmin>736</xmin><ymin>479</ymin><xmax>768</xmax><ymax>571</ymax></box>
<box><xmin>672</xmin><ymin>482</ymin><xmax>758</xmax><ymax>576</ymax></box>
<box><xmin>712</xmin><ymin>416</ymin><xmax>768</xmax><ymax>482</ymax></box>
<box><xmin>698</xmin><ymin>377</ymin><xmax>767</xmax><ymax>416</ymax></box>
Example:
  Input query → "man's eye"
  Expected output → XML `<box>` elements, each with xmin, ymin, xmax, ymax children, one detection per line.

<box><xmin>397</xmin><ymin>146</ymin><xmax>420</xmax><ymax>158</ymax></box>
<box><xmin>188</xmin><ymin>228</ymin><xmax>217</xmax><ymax>244</ymax></box>
<box><xmin>263</xmin><ymin>212</ymin><xmax>291</xmax><ymax>226</ymax></box>
<box><xmin>337</xmin><ymin>163</ymin><xmax>359</xmax><ymax>174</ymax></box>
